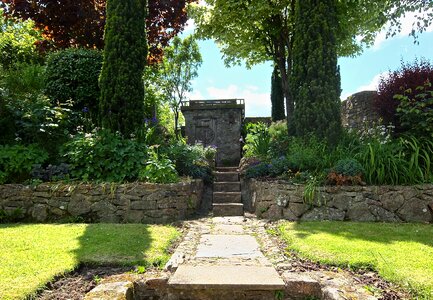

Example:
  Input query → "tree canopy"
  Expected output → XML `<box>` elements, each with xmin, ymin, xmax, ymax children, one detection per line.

<box><xmin>1</xmin><ymin>0</ymin><xmax>196</xmax><ymax>63</ymax></box>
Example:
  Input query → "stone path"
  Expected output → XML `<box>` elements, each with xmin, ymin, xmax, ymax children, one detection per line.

<box><xmin>85</xmin><ymin>216</ymin><xmax>398</xmax><ymax>299</ymax></box>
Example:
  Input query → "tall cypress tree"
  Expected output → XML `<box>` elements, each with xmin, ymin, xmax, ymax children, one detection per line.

<box><xmin>271</xmin><ymin>65</ymin><xmax>286</xmax><ymax>122</ymax></box>
<box><xmin>291</xmin><ymin>0</ymin><xmax>342</xmax><ymax>142</ymax></box>
<box><xmin>99</xmin><ymin>0</ymin><xmax>148</xmax><ymax>135</ymax></box>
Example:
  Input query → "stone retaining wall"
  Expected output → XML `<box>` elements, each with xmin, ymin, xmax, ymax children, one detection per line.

<box><xmin>0</xmin><ymin>180</ymin><xmax>203</xmax><ymax>223</ymax></box>
<box><xmin>244</xmin><ymin>179</ymin><xmax>433</xmax><ymax>223</ymax></box>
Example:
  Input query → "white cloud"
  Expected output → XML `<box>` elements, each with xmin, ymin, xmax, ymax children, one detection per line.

<box><xmin>206</xmin><ymin>84</ymin><xmax>271</xmax><ymax>117</ymax></box>
<box><xmin>373</xmin><ymin>10</ymin><xmax>433</xmax><ymax>50</ymax></box>
<box><xmin>183</xmin><ymin>19</ymin><xmax>196</xmax><ymax>34</ymax></box>
<box><xmin>341</xmin><ymin>71</ymin><xmax>389</xmax><ymax>100</ymax></box>
<box><xmin>186</xmin><ymin>89</ymin><xmax>205</xmax><ymax>100</ymax></box>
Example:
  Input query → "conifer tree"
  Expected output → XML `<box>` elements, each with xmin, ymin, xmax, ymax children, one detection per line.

<box><xmin>271</xmin><ymin>66</ymin><xmax>286</xmax><ymax>122</ymax></box>
<box><xmin>291</xmin><ymin>0</ymin><xmax>341</xmax><ymax>142</ymax></box>
<box><xmin>99</xmin><ymin>0</ymin><xmax>148</xmax><ymax>135</ymax></box>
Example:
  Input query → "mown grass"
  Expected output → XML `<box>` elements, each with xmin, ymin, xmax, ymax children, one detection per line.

<box><xmin>277</xmin><ymin>221</ymin><xmax>433</xmax><ymax>299</ymax></box>
<box><xmin>0</xmin><ymin>223</ymin><xmax>180</xmax><ymax>300</ymax></box>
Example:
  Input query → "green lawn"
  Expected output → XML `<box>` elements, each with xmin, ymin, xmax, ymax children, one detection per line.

<box><xmin>277</xmin><ymin>221</ymin><xmax>433</xmax><ymax>299</ymax></box>
<box><xmin>0</xmin><ymin>223</ymin><xmax>180</xmax><ymax>300</ymax></box>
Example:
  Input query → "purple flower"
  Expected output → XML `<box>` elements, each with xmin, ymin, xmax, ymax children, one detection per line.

<box><xmin>82</xmin><ymin>107</ymin><xmax>89</xmax><ymax>113</ymax></box>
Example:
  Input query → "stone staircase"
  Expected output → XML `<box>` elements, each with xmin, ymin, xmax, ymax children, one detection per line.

<box><xmin>212</xmin><ymin>167</ymin><xmax>244</xmax><ymax>216</ymax></box>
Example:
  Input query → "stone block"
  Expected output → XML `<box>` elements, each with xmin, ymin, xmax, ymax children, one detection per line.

<box><xmin>32</xmin><ymin>204</ymin><xmax>48</xmax><ymax>222</ymax></box>
<box><xmin>282</xmin><ymin>272</ymin><xmax>322</xmax><ymax>299</ymax></box>
<box><xmin>379</xmin><ymin>192</ymin><xmax>405</xmax><ymax>212</ymax></box>
<box><xmin>288</xmin><ymin>202</ymin><xmax>308</xmax><ymax>218</ymax></box>
<box><xmin>68</xmin><ymin>194</ymin><xmax>91</xmax><ymax>216</ymax></box>
<box><xmin>84</xmin><ymin>281</ymin><xmax>133</xmax><ymax>300</ymax></box>
<box><xmin>301</xmin><ymin>207</ymin><xmax>345</xmax><ymax>221</ymax></box>
<box><xmin>346</xmin><ymin>202</ymin><xmax>375</xmax><ymax>222</ymax></box>
<box><xmin>126</xmin><ymin>210</ymin><xmax>144</xmax><ymax>223</ymax></box>
<box><xmin>327</xmin><ymin>194</ymin><xmax>353</xmax><ymax>211</ymax></box>
<box><xmin>398</xmin><ymin>199</ymin><xmax>432</xmax><ymax>223</ymax></box>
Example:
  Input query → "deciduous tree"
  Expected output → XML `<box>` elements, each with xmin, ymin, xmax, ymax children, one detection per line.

<box><xmin>1</xmin><ymin>0</ymin><xmax>196</xmax><ymax>63</ymax></box>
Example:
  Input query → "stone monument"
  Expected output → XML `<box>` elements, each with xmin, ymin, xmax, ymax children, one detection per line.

<box><xmin>181</xmin><ymin>99</ymin><xmax>245</xmax><ymax>166</ymax></box>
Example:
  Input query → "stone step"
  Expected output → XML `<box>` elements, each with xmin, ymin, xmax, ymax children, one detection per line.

<box><xmin>216</xmin><ymin>167</ymin><xmax>238</xmax><ymax>172</ymax></box>
<box><xmin>213</xmin><ymin>192</ymin><xmax>242</xmax><ymax>203</ymax></box>
<box><xmin>213</xmin><ymin>182</ymin><xmax>241</xmax><ymax>192</ymax></box>
<box><xmin>168</xmin><ymin>265</ymin><xmax>285</xmax><ymax>290</ymax></box>
<box><xmin>213</xmin><ymin>203</ymin><xmax>244</xmax><ymax>216</ymax></box>
<box><xmin>215</xmin><ymin>172</ymin><xmax>239</xmax><ymax>182</ymax></box>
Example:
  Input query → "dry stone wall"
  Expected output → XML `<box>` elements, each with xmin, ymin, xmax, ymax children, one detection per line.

<box><xmin>341</xmin><ymin>91</ymin><xmax>379</xmax><ymax>131</ymax></box>
<box><xmin>244</xmin><ymin>179</ymin><xmax>433</xmax><ymax>223</ymax></box>
<box><xmin>0</xmin><ymin>180</ymin><xmax>203</xmax><ymax>223</ymax></box>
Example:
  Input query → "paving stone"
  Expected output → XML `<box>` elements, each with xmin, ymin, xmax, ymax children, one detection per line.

<box><xmin>212</xmin><ymin>224</ymin><xmax>244</xmax><ymax>234</ymax></box>
<box><xmin>195</xmin><ymin>234</ymin><xmax>263</xmax><ymax>258</ymax></box>
<box><xmin>168</xmin><ymin>265</ymin><xmax>285</xmax><ymax>290</ymax></box>
<box><xmin>213</xmin><ymin>203</ymin><xmax>244</xmax><ymax>216</ymax></box>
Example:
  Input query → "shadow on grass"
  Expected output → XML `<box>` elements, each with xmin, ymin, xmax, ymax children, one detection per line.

<box><xmin>72</xmin><ymin>223</ymin><xmax>155</xmax><ymax>267</ymax></box>
<box><xmin>288</xmin><ymin>221</ymin><xmax>433</xmax><ymax>248</ymax></box>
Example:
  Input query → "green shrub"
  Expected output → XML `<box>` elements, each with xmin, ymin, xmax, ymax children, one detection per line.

<box><xmin>62</xmin><ymin>130</ymin><xmax>148</xmax><ymax>182</ymax></box>
<box><xmin>286</xmin><ymin>136</ymin><xmax>329</xmax><ymax>172</ymax></box>
<box><xmin>139</xmin><ymin>150</ymin><xmax>179</xmax><ymax>183</ymax></box>
<box><xmin>269</xmin><ymin>120</ymin><xmax>290</xmax><ymax>157</ymax></box>
<box><xmin>245</xmin><ymin>162</ymin><xmax>270</xmax><ymax>179</ymax></box>
<box><xmin>243</xmin><ymin>122</ymin><xmax>271</xmax><ymax>159</ymax></box>
<box><xmin>332</xmin><ymin>158</ymin><xmax>365</xmax><ymax>177</ymax></box>
<box><xmin>395</xmin><ymin>81</ymin><xmax>433</xmax><ymax>139</ymax></box>
<box><xmin>0</xmin><ymin>208</ymin><xmax>24</xmax><ymax>223</ymax></box>
<box><xmin>165</xmin><ymin>141</ymin><xmax>214</xmax><ymax>182</ymax></box>
<box><xmin>45</xmin><ymin>48</ymin><xmax>102</xmax><ymax>116</ymax></box>
<box><xmin>0</xmin><ymin>13</ymin><xmax>43</xmax><ymax>69</ymax></box>
<box><xmin>0</xmin><ymin>144</ymin><xmax>48</xmax><ymax>183</ymax></box>
<box><xmin>269</xmin><ymin>156</ymin><xmax>290</xmax><ymax>177</ymax></box>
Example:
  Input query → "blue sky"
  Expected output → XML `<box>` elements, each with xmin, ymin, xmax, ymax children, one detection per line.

<box><xmin>183</xmin><ymin>14</ymin><xmax>433</xmax><ymax>117</ymax></box>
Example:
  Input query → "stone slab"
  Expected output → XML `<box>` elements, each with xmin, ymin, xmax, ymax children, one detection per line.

<box><xmin>212</xmin><ymin>216</ymin><xmax>246</xmax><ymax>224</ymax></box>
<box><xmin>168</xmin><ymin>265</ymin><xmax>285</xmax><ymax>290</ymax></box>
<box><xmin>213</xmin><ymin>224</ymin><xmax>244</xmax><ymax>234</ymax></box>
<box><xmin>213</xmin><ymin>203</ymin><xmax>244</xmax><ymax>216</ymax></box>
<box><xmin>213</xmin><ymin>192</ymin><xmax>242</xmax><ymax>203</ymax></box>
<box><xmin>196</xmin><ymin>234</ymin><xmax>263</xmax><ymax>258</ymax></box>
<box><xmin>213</xmin><ymin>182</ymin><xmax>241</xmax><ymax>192</ymax></box>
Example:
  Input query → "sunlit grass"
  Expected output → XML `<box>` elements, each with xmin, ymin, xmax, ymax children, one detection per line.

<box><xmin>0</xmin><ymin>223</ymin><xmax>179</xmax><ymax>300</ymax></box>
<box><xmin>278</xmin><ymin>221</ymin><xmax>433</xmax><ymax>299</ymax></box>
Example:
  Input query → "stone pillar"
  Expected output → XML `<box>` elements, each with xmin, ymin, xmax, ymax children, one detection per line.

<box><xmin>181</xmin><ymin>100</ymin><xmax>245</xmax><ymax>167</ymax></box>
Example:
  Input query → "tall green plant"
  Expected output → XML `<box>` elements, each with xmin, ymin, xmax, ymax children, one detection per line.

<box><xmin>291</xmin><ymin>0</ymin><xmax>342</xmax><ymax>142</ymax></box>
<box><xmin>99</xmin><ymin>0</ymin><xmax>148</xmax><ymax>135</ymax></box>
<box><xmin>243</xmin><ymin>122</ymin><xmax>271</xmax><ymax>159</ymax></box>
<box><xmin>271</xmin><ymin>66</ymin><xmax>285</xmax><ymax>122</ymax></box>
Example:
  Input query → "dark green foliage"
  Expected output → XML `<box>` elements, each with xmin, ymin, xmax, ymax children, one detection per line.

<box><xmin>269</xmin><ymin>156</ymin><xmax>290</xmax><ymax>177</ymax></box>
<box><xmin>31</xmin><ymin>163</ymin><xmax>70</xmax><ymax>182</ymax></box>
<box><xmin>164</xmin><ymin>141</ymin><xmax>215</xmax><ymax>183</ymax></box>
<box><xmin>45</xmin><ymin>48</ymin><xmax>102</xmax><ymax>116</ymax></box>
<box><xmin>355</xmin><ymin>136</ymin><xmax>433</xmax><ymax>185</ymax></box>
<box><xmin>139</xmin><ymin>150</ymin><xmax>179</xmax><ymax>183</ymax></box>
<box><xmin>245</xmin><ymin>162</ymin><xmax>270</xmax><ymax>179</ymax></box>
<box><xmin>332</xmin><ymin>159</ymin><xmax>365</xmax><ymax>177</ymax></box>
<box><xmin>291</xmin><ymin>0</ymin><xmax>342</xmax><ymax>143</ymax></box>
<box><xmin>62</xmin><ymin>130</ymin><xmax>148</xmax><ymax>182</ymax></box>
<box><xmin>0</xmin><ymin>208</ymin><xmax>24</xmax><ymax>223</ymax></box>
<box><xmin>0</xmin><ymin>144</ymin><xmax>48</xmax><ymax>183</ymax></box>
<box><xmin>271</xmin><ymin>66</ymin><xmax>285</xmax><ymax>122</ymax></box>
<box><xmin>395</xmin><ymin>81</ymin><xmax>433</xmax><ymax>139</ymax></box>
<box><xmin>99</xmin><ymin>0</ymin><xmax>148</xmax><ymax>135</ymax></box>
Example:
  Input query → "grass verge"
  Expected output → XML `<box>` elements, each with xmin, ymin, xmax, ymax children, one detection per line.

<box><xmin>277</xmin><ymin>221</ymin><xmax>433</xmax><ymax>299</ymax></box>
<box><xmin>0</xmin><ymin>223</ymin><xmax>180</xmax><ymax>300</ymax></box>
